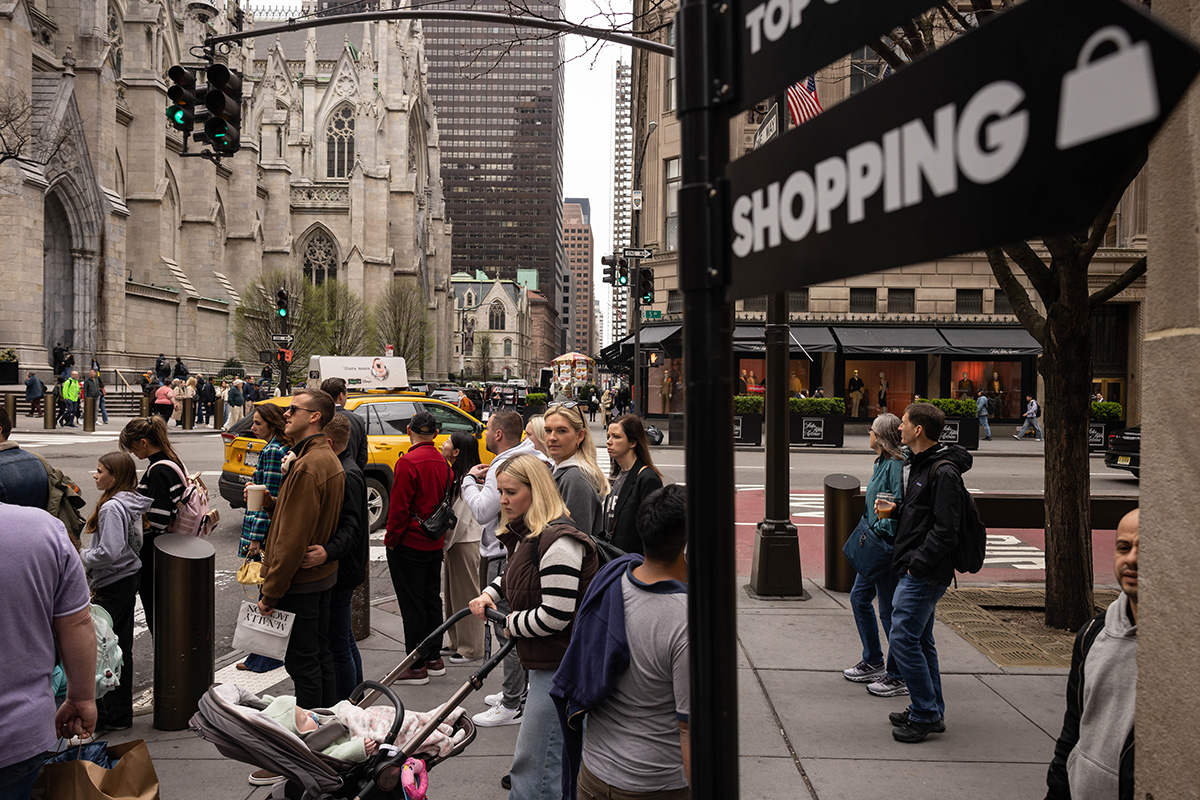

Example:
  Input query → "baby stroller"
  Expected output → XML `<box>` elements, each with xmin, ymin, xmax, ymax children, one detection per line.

<box><xmin>191</xmin><ymin>608</ymin><xmax>514</xmax><ymax>799</ymax></box>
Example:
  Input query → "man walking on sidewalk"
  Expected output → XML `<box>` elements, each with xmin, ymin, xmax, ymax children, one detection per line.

<box><xmin>876</xmin><ymin>402</ymin><xmax>973</xmax><ymax>744</ymax></box>
<box><xmin>1045</xmin><ymin>509</ymin><xmax>1138</xmax><ymax>800</ymax></box>
<box><xmin>461</xmin><ymin>409</ymin><xmax>553</xmax><ymax>729</ymax></box>
<box><xmin>61</xmin><ymin>370</ymin><xmax>81</xmax><ymax>427</ymax></box>
<box><xmin>384</xmin><ymin>411</ymin><xmax>453</xmax><ymax>685</ymax></box>
<box><xmin>1014</xmin><ymin>394</ymin><xmax>1044</xmax><ymax>441</ymax></box>
<box><xmin>258</xmin><ymin>388</ymin><xmax>345</xmax><ymax>709</ymax></box>
<box><xmin>976</xmin><ymin>389</ymin><xmax>991</xmax><ymax>441</ymax></box>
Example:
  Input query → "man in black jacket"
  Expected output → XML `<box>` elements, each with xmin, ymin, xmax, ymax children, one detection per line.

<box><xmin>876</xmin><ymin>402</ymin><xmax>972</xmax><ymax>743</ymax></box>
<box><xmin>321</xmin><ymin>377</ymin><xmax>368</xmax><ymax>471</ymax></box>
<box><xmin>1045</xmin><ymin>509</ymin><xmax>1138</xmax><ymax>800</ymax></box>
<box><xmin>301</xmin><ymin>414</ymin><xmax>369</xmax><ymax>700</ymax></box>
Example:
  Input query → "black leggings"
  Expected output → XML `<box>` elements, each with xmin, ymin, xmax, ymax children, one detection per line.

<box><xmin>93</xmin><ymin>572</ymin><xmax>140</xmax><ymax>726</ymax></box>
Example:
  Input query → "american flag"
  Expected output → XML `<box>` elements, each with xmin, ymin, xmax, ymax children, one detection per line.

<box><xmin>786</xmin><ymin>75</ymin><xmax>823</xmax><ymax>126</ymax></box>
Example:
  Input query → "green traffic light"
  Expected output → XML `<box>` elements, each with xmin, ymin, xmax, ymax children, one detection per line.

<box><xmin>618</xmin><ymin>275</ymin><xmax>629</xmax><ymax>286</ymax></box>
<box><xmin>277</xmin><ymin>308</ymin><xmax>287</xmax><ymax>317</ymax></box>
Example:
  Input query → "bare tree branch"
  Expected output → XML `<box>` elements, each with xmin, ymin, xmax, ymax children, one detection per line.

<box><xmin>371</xmin><ymin>278</ymin><xmax>431</xmax><ymax>368</ymax></box>
<box><xmin>869</xmin><ymin>37</ymin><xmax>909</xmax><ymax>71</ymax></box>
<box><xmin>939</xmin><ymin>0</ymin><xmax>974</xmax><ymax>32</ymax></box>
<box><xmin>1089</xmin><ymin>256</ymin><xmax>1146</xmax><ymax>311</ymax></box>
<box><xmin>986</xmin><ymin>246</ymin><xmax>1047</xmax><ymax>342</ymax></box>
<box><xmin>1000</xmin><ymin>239</ymin><xmax>1056</xmax><ymax>300</ymax></box>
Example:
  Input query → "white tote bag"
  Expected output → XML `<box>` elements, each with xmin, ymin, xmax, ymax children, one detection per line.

<box><xmin>231</xmin><ymin>601</ymin><xmax>295</xmax><ymax>661</ymax></box>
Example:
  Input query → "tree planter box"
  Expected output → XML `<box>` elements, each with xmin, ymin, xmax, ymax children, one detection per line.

<box><xmin>519</xmin><ymin>404</ymin><xmax>547</xmax><ymax>423</ymax></box>
<box><xmin>789</xmin><ymin>414</ymin><xmax>845</xmax><ymax>447</ymax></box>
<box><xmin>0</xmin><ymin>361</ymin><xmax>18</xmax><ymax>385</ymax></box>
<box><xmin>938</xmin><ymin>417</ymin><xmax>980</xmax><ymax>450</ymax></box>
<box><xmin>1089</xmin><ymin>420</ymin><xmax>1125</xmax><ymax>452</ymax></box>
<box><xmin>734</xmin><ymin>413</ymin><xmax>762</xmax><ymax>446</ymax></box>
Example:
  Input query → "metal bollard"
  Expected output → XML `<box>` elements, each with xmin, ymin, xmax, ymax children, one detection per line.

<box><xmin>4</xmin><ymin>394</ymin><xmax>15</xmax><ymax>425</ymax></box>
<box><xmin>44</xmin><ymin>393</ymin><xmax>57</xmax><ymax>429</ymax></box>
<box><xmin>153</xmin><ymin>534</ymin><xmax>215</xmax><ymax>731</ymax></box>
<box><xmin>182</xmin><ymin>397</ymin><xmax>194</xmax><ymax>430</ymax></box>
<box><xmin>214</xmin><ymin>396</ymin><xmax>224</xmax><ymax>429</ymax></box>
<box><xmin>83</xmin><ymin>396</ymin><xmax>96</xmax><ymax>432</ymax></box>
<box><xmin>823</xmin><ymin>474</ymin><xmax>864</xmax><ymax>593</ymax></box>
<box><xmin>140</xmin><ymin>395</ymin><xmax>151</xmax><ymax>417</ymax></box>
<box><xmin>351</xmin><ymin>576</ymin><xmax>371</xmax><ymax>641</ymax></box>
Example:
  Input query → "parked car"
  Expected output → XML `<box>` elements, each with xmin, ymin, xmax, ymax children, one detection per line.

<box><xmin>1104</xmin><ymin>425</ymin><xmax>1140</xmax><ymax>479</ymax></box>
<box><xmin>220</xmin><ymin>392</ymin><xmax>493</xmax><ymax>531</ymax></box>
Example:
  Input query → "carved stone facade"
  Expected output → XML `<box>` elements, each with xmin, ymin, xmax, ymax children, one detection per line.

<box><xmin>0</xmin><ymin>0</ymin><xmax>451</xmax><ymax>379</ymax></box>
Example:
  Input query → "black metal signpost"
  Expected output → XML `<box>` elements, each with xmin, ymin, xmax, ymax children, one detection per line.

<box><xmin>679</xmin><ymin>0</ymin><xmax>1200</xmax><ymax>796</ymax></box>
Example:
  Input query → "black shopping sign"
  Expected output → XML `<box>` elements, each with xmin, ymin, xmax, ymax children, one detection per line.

<box><xmin>724</xmin><ymin>0</ymin><xmax>1200</xmax><ymax>300</ymax></box>
<box><xmin>732</xmin><ymin>0</ymin><xmax>936</xmax><ymax>113</ymax></box>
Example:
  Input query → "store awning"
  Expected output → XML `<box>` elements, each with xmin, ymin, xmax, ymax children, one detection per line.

<box><xmin>732</xmin><ymin>325</ymin><xmax>836</xmax><ymax>356</ymax></box>
<box><xmin>639</xmin><ymin>324</ymin><xmax>683</xmax><ymax>346</ymax></box>
<box><xmin>791</xmin><ymin>326</ymin><xmax>838</xmax><ymax>353</ymax></box>
<box><xmin>937</xmin><ymin>327</ymin><xmax>1042</xmax><ymax>356</ymax></box>
<box><xmin>832</xmin><ymin>326</ymin><xmax>948</xmax><ymax>355</ymax></box>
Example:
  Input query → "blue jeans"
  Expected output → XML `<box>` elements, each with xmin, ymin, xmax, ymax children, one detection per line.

<box><xmin>1016</xmin><ymin>416</ymin><xmax>1043</xmax><ymax>440</ymax></box>
<box><xmin>850</xmin><ymin>571</ymin><xmax>900</xmax><ymax>676</ymax></box>
<box><xmin>0</xmin><ymin>751</ymin><xmax>46</xmax><ymax>800</ymax></box>
<box><xmin>98</xmin><ymin>394</ymin><xmax>108</xmax><ymax>423</ymax></box>
<box><xmin>508</xmin><ymin>668</ymin><xmax>562</xmax><ymax>800</ymax></box>
<box><xmin>329</xmin><ymin>584</ymin><xmax>363</xmax><ymax>701</ymax></box>
<box><xmin>889</xmin><ymin>574</ymin><xmax>948</xmax><ymax>723</ymax></box>
<box><xmin>978</xmin><ymin>415</ymin><xmax>990</xmax><ymax>438</ymax></box>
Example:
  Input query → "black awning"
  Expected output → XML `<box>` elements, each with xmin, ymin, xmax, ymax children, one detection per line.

<box><xmin>832</xmin><ymin>326</ymin><xmax>948</xmax><ymax>355</ymax></box>
<box><xmin>638</xmin><ymin>324</ymin><xmax>683</xmax><ymax>345</ymax></box>
<box><xmin>791</xmin><ymin>326</ymin><xmax>838</xmax><ymax>353</ymax></box>
<box><xmin>937</xmin><ymin>327</ymin><xmax>1042</xmax><ymax>356</ymax></box>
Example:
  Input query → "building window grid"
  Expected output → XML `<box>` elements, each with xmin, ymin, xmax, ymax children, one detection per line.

<box><xmin>956</xmin><ymin>289</ymin><xmax>984</xmax><ymax>315</ymax></box>
<box><xmin>888</xmin><ymin>288</ymin><xmax>915</xmax><ymax>314</ymax></box>
<box><xmin>849</xmin><ymin>288</ymin><xmax>877</xmax><ymax>313</ymax></box>
<box><xmin>326</xmin><ymin>105</ymin><xmax>355</xmax><ymax>179</ymax></box>
<box><xmin>664</xmin><ymin>157</ymin><xmax>681</xmax><ymax>251</ymax></box>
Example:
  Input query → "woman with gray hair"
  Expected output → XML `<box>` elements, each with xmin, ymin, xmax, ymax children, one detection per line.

<box><xmin>842</xmin><ymin>412</ymin><xmax>909</xmax><ymax>698</ymax></box>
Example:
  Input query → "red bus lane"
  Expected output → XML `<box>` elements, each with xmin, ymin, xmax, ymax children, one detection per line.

<box><xmin>734</xmin><ymin>490</ymin><xmax>1117</xmax><ymax>584</ymax></box>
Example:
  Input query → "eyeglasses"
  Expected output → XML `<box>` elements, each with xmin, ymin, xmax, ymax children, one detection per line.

<box><xmin>285</xmin><ymin>405</ymin><xmax>319</xmax><ymax>415</ymax></box>
<box><xmin>547</xmin><ymin>401</ymin><xmax>579</xmax><ymax>410</ymax></box>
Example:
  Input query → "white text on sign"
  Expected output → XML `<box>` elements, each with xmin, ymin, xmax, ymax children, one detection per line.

<box><xmin>731</xmin><ymin>81</ymin><xmax>1028</xmax><ymax>258</ymax></box>
<box><xmin>744</xmin><ymin>0</ymin><xmax>841</xmax><ymax>55</ymax></box>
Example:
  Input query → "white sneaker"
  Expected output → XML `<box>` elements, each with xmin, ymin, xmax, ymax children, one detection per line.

<box><xmin>472</xmin><ymin>703</ymin><xmax>523</xmax><ymax>727</ymax></box>
<box><xmin>484</xmin><ymin>692</ymin><xmax>504</xmax><ymax>707</ymax></box>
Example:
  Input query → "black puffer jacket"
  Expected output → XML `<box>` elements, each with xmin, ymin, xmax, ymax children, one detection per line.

<box><xmin>890</xmin><ymin>443</ymin><xmax>972</xmax><ymax>587</ymax></box>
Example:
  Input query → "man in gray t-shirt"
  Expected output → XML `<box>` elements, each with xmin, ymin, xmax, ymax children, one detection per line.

<box><xmin>579</xmin><ymin>485</ymin><xmax>690</xmax><ymax>799</ymax></box>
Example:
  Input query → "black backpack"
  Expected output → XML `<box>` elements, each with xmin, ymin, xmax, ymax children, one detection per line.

<box><xmin>931</xmin><ymin>459</ymin><xmax>987</xmax><ymax>573</ymax></box>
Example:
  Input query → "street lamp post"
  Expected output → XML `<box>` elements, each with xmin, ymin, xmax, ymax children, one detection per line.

<box><xmin>631</xmin><ymin>119</ymin><xmax>658</xmax><ymax>416</ymax></box>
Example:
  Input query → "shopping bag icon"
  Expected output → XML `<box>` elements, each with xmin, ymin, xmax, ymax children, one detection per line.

<box><xmin>1057</xmin><ymin>25</ymin><xmax>1160</xmax><ymax>150</ymax></box>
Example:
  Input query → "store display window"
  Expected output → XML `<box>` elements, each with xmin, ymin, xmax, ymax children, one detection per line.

<box><xmin>735</xmin><ymin>359</ymin><xmax>815</xmax><ymax>398</ymax></box>
<box><xmin>845</xmin><ymin>360</ymin><xmax>916</xmax><ymax>418</ymax></box>
<box><xmin>950</xmin><ymin>360</ymin><xmax>1023</xmax><ymax>418</ymax></box>
<box><xmin>648</xmin><ymin>358</ymin><xmax>685</xmax><ymax>415</ymax></box>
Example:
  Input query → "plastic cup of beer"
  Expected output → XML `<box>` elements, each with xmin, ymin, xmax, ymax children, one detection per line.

<box><xmin>246</xmin><ymin>484</ymin><xmax>268</xmax><ymax>512</ymax></box>
<box><xmin>875</xmin><ymin>492</ymin><xmax>896</xmax><ymax>519</ymax></box>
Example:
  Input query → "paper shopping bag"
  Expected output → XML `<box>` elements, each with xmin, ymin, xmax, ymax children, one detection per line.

<box><xmin>231</xmin><ymin>600</ymin><xmax>295</xmax><ymax>661</ymax></box>
<box><xmin>32</xmin><ymin>739</ymin><xmax>160</xmax><ymax>800</ymax></box>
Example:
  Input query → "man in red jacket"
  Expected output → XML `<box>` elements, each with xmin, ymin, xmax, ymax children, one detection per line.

<box><xmin>385</xmin><ymin>411</ymin><xmax>454</xmax><ymax>683</ymax></box>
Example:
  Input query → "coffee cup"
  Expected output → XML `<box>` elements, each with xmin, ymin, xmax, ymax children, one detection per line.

<box><xmin>246</xmin><ymin>484</ymin><xmax>268</xmax><ymax>512</ymax></box>
<box><xmin>875</xmin><ymin>492</ymin><xmax>896</xmax><ymax>519</ymax></box>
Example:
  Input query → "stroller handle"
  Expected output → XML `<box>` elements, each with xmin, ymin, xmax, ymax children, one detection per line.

<box><xmin>350</xmin><ymin>681</ymin><xmax>406</xmax><ymax>744</ymax></box>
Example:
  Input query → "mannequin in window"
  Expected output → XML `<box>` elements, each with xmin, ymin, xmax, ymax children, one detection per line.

<box><xmin>738</xmin><ymin>369</ymin><xmax>749</xmax><ymax>394</ymax></box>
<box><xmin>660</xmin><ymin>375</ymin><xmax>673</xmax><ymax>412</ymax></box>
<box><xmin>957</xmin><ymin>371</ymin><xmax>975</xmax><ymax>399</ymax></box>
<box><xmin>877</xmin><ymin>372</ymin><xmax>889</xmax><ymax>414</ymax></box>
<box><xmin>848</xmin><ymin>370</ymin><xmax>865</xmax><ymax>417</ymax></box>
<box><xmin>987</xmin><ymin>371</ymin><xmax>1006</xmax><ymax>416</ymax></box>
<box><xmin>789</xmin><ymin>371</ymin><xmax>803</xmax><ymax>397</ymax></box>
<box><xmin>748</xmin><ymin>370</ymin><xmax>758</xmax><ymax>388</ymax></box>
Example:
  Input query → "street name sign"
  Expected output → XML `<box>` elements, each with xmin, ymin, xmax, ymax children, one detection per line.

<box><xmin>732</xmin><ymin>0</ymin><xmax>936</xmax><ymax>113</ymax></box>
<box><xmin>725</xmin><ymin>0</ymin><xmax>1200</xmax><ymax>300</ymax></box>
<box><xmin>643</xmin><ymin>309</ymin><xmax>663</xmax><ymax>320</ymax></box>
<box><xmin>623</xmin><ymin>248</ymin><xmax>654</xmax><ymax>259</ymax></box>
<box><xmin>271</xmin><ymin>333</ymin><xmax>295</xmax><ymax>344</ymax></box>
<box><xmin>752</xmin><ymin>103</ymin><xmax>779</xmax><ymax>150</ymax></box>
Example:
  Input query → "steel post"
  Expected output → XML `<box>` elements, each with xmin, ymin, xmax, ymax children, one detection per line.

<box><xmin>82</xmin><ymin>396</ymin><xmax>96</xmax><ymax>432</ymax></box>
<box><xmin>351</xmin><ymin>576</ymin><xmax>371</xmax><ymax>641</ymax></box>
<box><xmin>44</xmin><ymin>392</ymin><xmax>56</xmax><ymax>429</ymax></box>
<box><xmin>678</xmin><ymin>0</ymin><xmax>737</xmax><ymax>794</ymax></box>
<box><xmin>182</xmin><ymin>397</ymin><xmax>194</xmax><ymax>430</ymax></box>
<box><xmin>214</xmin><ymin>395</ymin><xmax>224</xmax><ymax>429</ymax></box>
<box><xmin>823</xmin><ymin>474</ymin><xmax>863</xmax><ymax>593</ymax></box>
<box><xmin>153</xmin><ymin>534</ymin><xmax>216</xmax><ymax>730</ymax></box>
<box><xmin>4</xmin><ymin>394</ymin><xmax>15</xmax><ymax>425</ymax></box>
<box><xmin>140</xmin><ymin>395</ymin><xmax>151</xmax><ymax>417</ymax></box>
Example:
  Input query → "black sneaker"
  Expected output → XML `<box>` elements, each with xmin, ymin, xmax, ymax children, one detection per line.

<box><xmin>500</xmin><ymin>774</ymin><xmax>511</xmax><ymax>790</ymax></box>
<box><xmin>888</xmin><ymin>709</ymin><xmax>911</xmax><ymax>727</ymax></box>
<box><xmin>892</xmin><ymin>717</ymin><xmax>946</xmax><ymax>743</ymax></box>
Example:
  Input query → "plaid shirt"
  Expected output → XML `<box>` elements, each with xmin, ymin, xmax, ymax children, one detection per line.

<box><xmin>238</xmin><ymin>437</ymin><xmax>288</xmax><ymax>557</ymax></box>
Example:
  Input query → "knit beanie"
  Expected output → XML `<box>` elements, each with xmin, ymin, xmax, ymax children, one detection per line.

<box><xmin>263</xmin><ymin>695</ymin><xmax>300</xmax><ymax>735</ymax></box>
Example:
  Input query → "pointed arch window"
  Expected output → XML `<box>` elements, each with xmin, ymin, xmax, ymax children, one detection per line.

<box><xmin>107</xmin><ymin>5</ymin><xmax>124</xmax><ymax>77</ymax></box>
<box><xmin>326</xmin><ymin>105</ymin><xmax>355</xmax><ymax>178</ymax></box>
<box><xmin>504</xmin><ymin>338</ymin><xmax>512</xmax><ymax>357</ymax></box>
<box><xmin>303</xmin><ymin>230</ymin><xmax>338</xmax><ymax>285</ymax></box>
<box><xmin>489</xmin><ymin>301</ymin><xmax>506</xmax><ymax>331</ymax></box>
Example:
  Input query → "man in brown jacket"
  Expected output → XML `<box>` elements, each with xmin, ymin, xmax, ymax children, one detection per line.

<box><xmin>258</xmin><ymin>388</ymin><xmax>345</xmax><ymax>708</ymax></box>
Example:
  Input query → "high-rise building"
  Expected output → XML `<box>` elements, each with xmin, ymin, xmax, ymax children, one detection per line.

<box><xmin>423</xmin><ymin>1</ymin><xmax>567</xmax><ymax>350</ymax></box>
<box><xmin>610</xmin><ymin>59</ymin><xmax>634</xmax><ymax>344</ymax></box>
<box><xmin>563</xmin><ymin>198</ymin><xmax>594</xmax><ymax>355</ymax></box>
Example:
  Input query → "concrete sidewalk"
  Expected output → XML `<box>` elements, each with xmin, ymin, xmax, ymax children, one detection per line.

<box><xmin>101</xmin><ymin>580</ymin><xmax>1067</xmax><ymax>800</ymax></box>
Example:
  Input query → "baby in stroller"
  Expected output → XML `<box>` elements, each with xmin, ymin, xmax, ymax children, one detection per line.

<box><xmin>261</xmin><ymin>694</ymin><xmax>470</xmax><ymax>764</ymax></box>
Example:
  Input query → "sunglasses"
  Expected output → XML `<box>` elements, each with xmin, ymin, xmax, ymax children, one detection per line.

<box><xmin>285</xmin><ymin>405</ymin><xmax>319</xmax><ymax>415</ymax></box>
<box><xmin>547</xmin><ymin>401</ymin><xmax>580</xmax><ymax>410</ymax></box>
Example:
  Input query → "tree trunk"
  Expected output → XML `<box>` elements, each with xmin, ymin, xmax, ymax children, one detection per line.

<box><xmin>1040</xmin><ymin>265</ymin><xmax>1096</xmax><ymax>630</ymax></box>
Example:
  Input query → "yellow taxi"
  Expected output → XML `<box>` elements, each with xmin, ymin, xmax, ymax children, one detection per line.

<box><xmin>219</xmin><ymin>392</ymin><xmax>493</xmax><ymax>531</ymax></box>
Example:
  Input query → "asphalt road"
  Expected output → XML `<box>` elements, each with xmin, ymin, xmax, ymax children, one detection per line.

<box><xmin>9</xmin><ymin>420</ymin><xmax>1137</xmax><ymax>693</ymax></box>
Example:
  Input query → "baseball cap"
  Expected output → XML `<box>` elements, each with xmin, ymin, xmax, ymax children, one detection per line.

<box><xmin>409</xmin><ymin>411</ymin><xmax>439</xmax><ymax>436</ymax></box>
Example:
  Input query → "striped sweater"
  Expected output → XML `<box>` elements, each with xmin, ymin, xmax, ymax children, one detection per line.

<box><xmin>484</xmin><ymin>534</ymin><xmax>585</xmax><ymax>639</ymax></box>
<box><xmin>138</xmin><ymin>451</ymin><xmax>185</xmax><ymax>537</ymax></box>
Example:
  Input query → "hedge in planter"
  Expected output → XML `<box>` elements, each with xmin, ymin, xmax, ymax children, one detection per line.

<box><xmin>1090</xmin><ymin>402</ymin><xmax>1123</xmax><ymax>421</ymax></box>
<box><xmin>788</xmin><ymin>397</ymin><xmax>845</xmax><ymax>415</ymax></box>
<box><xmin>525</xmin><ymin>393</ymin><xmax>548</xmax><ymax>406</ymax></box>
<box><xmin>924</xmin><ymin>397</ymin><xmax>978</xmax><ymax>417</ymax></box>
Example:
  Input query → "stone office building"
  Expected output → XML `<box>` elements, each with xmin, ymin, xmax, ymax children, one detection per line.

<box><xmin>0</xmin><ymin>0</ymin><xmax>453</xmax><ymax>379</ymax></box>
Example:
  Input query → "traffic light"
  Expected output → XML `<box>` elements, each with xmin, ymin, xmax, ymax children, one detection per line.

<box><xmin>600</xmin><ymin>255</ymin><xmax>618</xmax><ymax>284</ymax></box>
<box><xmin>276</xmin><ymin>288</ymin><xmax>289</xmax><ymax>318</ymax></box>
<box><xmin>204</xmin><ymin>64</ymin><xmax>243</xmax><ymax>154</ymax></box>
<box><xmin>166</xmin><ymin>66</ymin><xmax>202</xmax><ymax>132</ymax></box>
<box><xmin>617</xmin><ymin>258</ymin><xmax>629</xmax><ymax>286</ymax></box>
<box><xmin>639</xmin><ymin>267</ymin><xmax>655</xmax><ymax>304</ymax></box>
